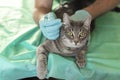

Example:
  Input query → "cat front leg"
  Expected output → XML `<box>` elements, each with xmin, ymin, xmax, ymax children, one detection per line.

<box><xmin>76</xmin><ymin>46</ymin><xmax>87</xmax><ymax>68</ymax></box>
<box><xmin>36</xmin><ymin>45</ymin><xmax>48</xmax><ymax>79</ymax></box>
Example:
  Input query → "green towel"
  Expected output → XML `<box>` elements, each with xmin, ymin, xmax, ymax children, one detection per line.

<box><xmin>0</xmin><ymin>0</ymin><xmax>120</xmax><ymax>80</ymax></box>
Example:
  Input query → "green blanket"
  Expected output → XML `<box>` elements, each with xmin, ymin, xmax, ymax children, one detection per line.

<box><xmin>0</xmin><ymin>0</ymin><xmax>120</xmax><ymax>80</ymax></box>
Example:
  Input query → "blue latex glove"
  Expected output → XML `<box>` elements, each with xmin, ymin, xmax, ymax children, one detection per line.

<box><xmin>70</xmin><ymin>10</ymin><xmax>92</xmax><ymax>21</ymax></box>
<box><xmin>39</xmin><ymin>12</ymin><xmax>62</xmax><ymax>40</ymax></box>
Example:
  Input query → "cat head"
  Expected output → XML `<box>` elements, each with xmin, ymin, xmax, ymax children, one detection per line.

<box><xmin>61</xmin><ymin>13</ymin><xmax>91</xmax><ymax>47</ymax></box>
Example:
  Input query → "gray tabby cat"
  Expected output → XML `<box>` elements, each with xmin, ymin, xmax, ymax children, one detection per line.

<box><xmin>36</xmin><ymin>13</ymin><xmax>91</xmax><ymax>79</ymax></box>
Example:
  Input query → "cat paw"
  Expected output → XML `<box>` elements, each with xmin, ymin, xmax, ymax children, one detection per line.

<box><xmin>76</xmin><ymin>59</ymin><xmax>86</xmax><ymax>68</ymax></box>
<box><xmin>37</xmin><ymin>69</ymin><xmax>47</xmax><ymax>79</ymax></box>
<box><xmin>37</xmin><ymin>54</ymin><xmax>48</xmax><ymax>79</ymax></box>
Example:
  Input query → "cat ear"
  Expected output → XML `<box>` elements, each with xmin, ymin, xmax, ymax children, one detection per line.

<box><xmin>63</xmin><ymin>13</ymin><xmax>70</xmax><ymax>26</ymax></box>
<box><xmin>83</xmin><ymin>16</ymin><xmax>92</xmax><ymax>29</ymax></box>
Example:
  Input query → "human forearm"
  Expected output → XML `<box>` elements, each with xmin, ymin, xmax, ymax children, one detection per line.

<box><xmin>33</xmin><ymin>0</ymin><xmax>53</xmax><ymax>24</ymax></box>
<box><xmin>84</xmin><ymin>0</ymin><xmax>120</xmax><ymax>19</ymax></box>
<box><xmin>33</xmin><ymin>8</ymin><xmax>51</xmax><ymax>24</ymax></box>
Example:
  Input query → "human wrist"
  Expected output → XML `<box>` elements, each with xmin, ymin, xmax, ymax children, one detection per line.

<box><xmin>84</xmin><ymin>7</ymin><xmax>95</xmax><ymax>19</ymax></box>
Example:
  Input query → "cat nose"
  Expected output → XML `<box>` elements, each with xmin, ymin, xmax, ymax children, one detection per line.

<box><xmin>74</xmin><ymin>40</ymin><xmax>79</xmax><ymax>45</ymax></box>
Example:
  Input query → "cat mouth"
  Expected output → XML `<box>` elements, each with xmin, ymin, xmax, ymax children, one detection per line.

<box><xmin>74</xmin><ymin>42</ymin><xmax>79</xmax><ymax>45</ymax></box>
<box><xmin>73</xmin><ymin>39</ymin><xmax>79</xmax><ymax>45</ymax></box>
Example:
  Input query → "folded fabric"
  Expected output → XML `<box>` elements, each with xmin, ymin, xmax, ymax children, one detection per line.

<box><xmin>1</xmin><ymin>0</ymin><xmax>120</xmax><ymax>80</ymax></box>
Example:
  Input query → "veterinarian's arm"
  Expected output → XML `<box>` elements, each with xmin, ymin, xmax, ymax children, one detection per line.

<box><xmin>84</xmin><ymin>0</ymin><xmax>120</xmax><ymax>19</ymax></box>
<box><xmin>33</xmin><ymin>0</ymin><xmax>62</xmax><ymax>40</ymax></box>
<box><xmin>33</xmin><ymin>0</ymin><xmax>53</xmax><ymax>24</ymax></box>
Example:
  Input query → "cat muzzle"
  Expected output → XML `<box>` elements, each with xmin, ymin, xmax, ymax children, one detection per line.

<box><xmin>74</xmin><ymin>40</ymin><xmax>79</xmax><ymax>45</ymax></box>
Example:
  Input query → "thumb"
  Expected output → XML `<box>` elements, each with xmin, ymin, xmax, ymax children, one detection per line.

<box><xmin>46</xmin><ymin>12</ymin><xmax>57</xmax><ymax>20</ymax></box>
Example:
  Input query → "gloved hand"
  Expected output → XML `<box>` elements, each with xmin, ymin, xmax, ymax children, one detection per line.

<box><xmin>70</xmin><ymin>10</ymin><xmax>92</xmax><ymax>22</ymax></box>
<box><xmin>39</xmin><ymin>12</ymin><xmax>62</xmax><ymax>40</ymax></box>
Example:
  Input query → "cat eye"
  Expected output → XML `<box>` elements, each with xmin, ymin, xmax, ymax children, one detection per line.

<box><xmin>79</xmin><ymin>32</ymin><xmax>86</xmax><ymax>38</ymax></box>
<box><xmin>67</xmin><ymin>32</ymin><xmax>73</xmax><ymax>36</ymax></box>
<box><xmin>67</xmin><ymin>32</ymin><xmax>74</xmax><ymax>38</ymax></box>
